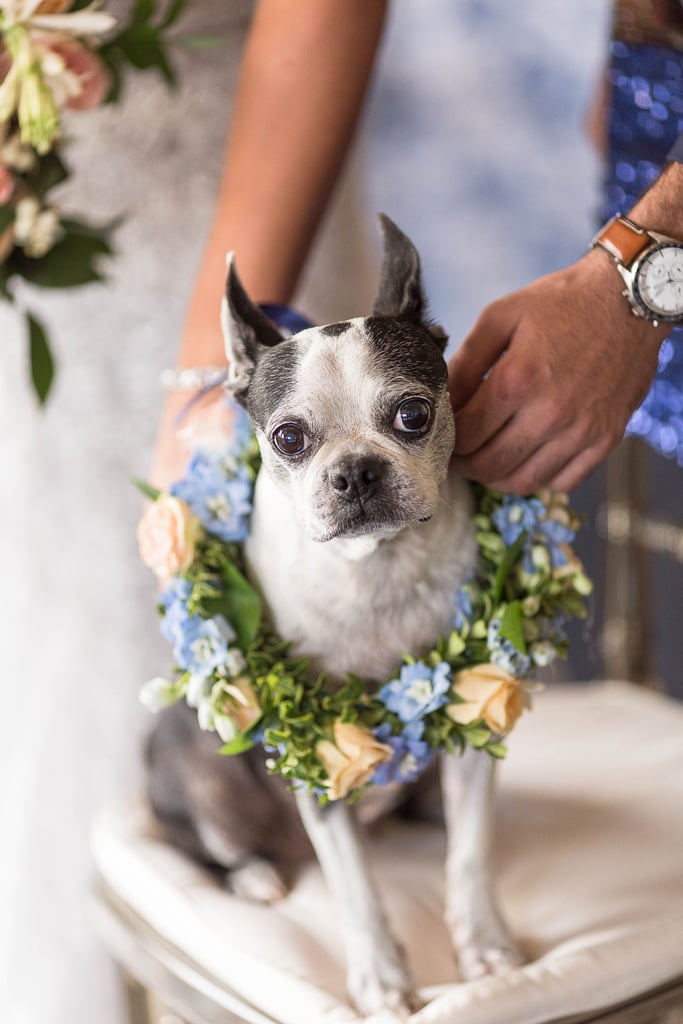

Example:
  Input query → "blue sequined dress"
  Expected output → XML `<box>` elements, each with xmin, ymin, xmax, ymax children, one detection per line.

<box><xmin>606</xmin><ymin>38</ymin><xmax>683</xmax><ymax>463</ymax></box>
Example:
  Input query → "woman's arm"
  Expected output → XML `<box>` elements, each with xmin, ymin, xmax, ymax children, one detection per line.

<box><xmin>153</xmin><ymin>0</ymin><xmax>388</xmax><ymax>486</ymax></box>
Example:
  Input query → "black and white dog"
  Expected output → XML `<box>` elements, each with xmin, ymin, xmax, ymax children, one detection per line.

<box><xmin>147</xmin><ymin>217</ymin><xmax>524</xmax><ymax>1019</ymax></box>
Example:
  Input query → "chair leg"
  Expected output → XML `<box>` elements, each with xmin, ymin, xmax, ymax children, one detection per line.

<box><xmin>601</xmin><ymin>439</ymin><xmax>652</xmax><ymax>684</ymax></box>
<box><xmin>119</xmin><ymin>967</ymin><xmax>188</xmax><ymax>1024</ymax></box>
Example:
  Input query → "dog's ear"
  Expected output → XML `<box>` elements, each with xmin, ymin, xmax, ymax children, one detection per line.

<box><xmin>221</xmin><ymin>253</ymin><xmax>284</xmax><ymax>401</ymax></box>
<box><xmin>373</xmin><ymin>214</ymin><xmax>448</xmax><ymax>353</ymax></box>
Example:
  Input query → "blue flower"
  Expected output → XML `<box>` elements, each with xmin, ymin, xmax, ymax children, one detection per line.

<box><xmin>492</xmin><ymin>496</ymin><xmax>545</xmax><ymax>546</ymax></box>
<box><xmin>160</xmin><ymin>577</ymin><xmax>192</xmax><ymax>610</ymax></box>
<box><xmin>487</xmin><ymin>618</ymin><xmax>532</xmax><ymax>677</ymax></box>
<box><xmin>492</xmin><ymin>496</ymin><xmax>575</xmax><ymax>573</ymax></box>
<box><xmin>378</xmin><ymin>660</ymin><xmax>452</xmax><ymax>724</ymax></box>
<box><xmin>371</xmin><ymin>721</ymin><xmax>433</xmax><ymax>785</ymax></box>
<box><xmin>159</xmin><ymin>581</ymin><xmax>235</xmax><ymax>680</ymax></box>
<box><xmin>453</xmin><ymin>585</ymin><xmax>474</xmax><ymax>632</ymax></box>
<box><xmin>535</xmin><ymin>516</ymin><xmax>575</xmax><ymax>569</ymax></box>
<box><xmin>171</xmin><ymin>456</ymin><xmax>253</xmax><ymax>542</ymax></box>
<box><xmin>159</xmin><ymin>581</ymin><xmax>192</xmax><ymax>648</ymax></box>
<box><xmin>174</xmin><ymin>614</ymin><xmax>235</xmax><ymax>679</ymax></box>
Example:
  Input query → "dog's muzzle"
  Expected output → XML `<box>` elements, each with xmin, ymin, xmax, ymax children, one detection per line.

<box><xmin>327</xmin><ymin>455</ymin><xmax>387</xmax><ymax>505</ymax></box>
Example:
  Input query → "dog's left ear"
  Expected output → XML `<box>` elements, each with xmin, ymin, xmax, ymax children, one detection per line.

<box><xmin>372</xmin><ymin>214</ymin><xmax>448</xmax><ymax>353</ymax></box>
<box><xmin>221</xmin><ymin>253</ymin><xmax>284</xmax><ymax>401</ymax></box>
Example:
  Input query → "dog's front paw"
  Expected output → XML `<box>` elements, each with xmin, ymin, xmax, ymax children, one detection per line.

<box><xmin>347</xmin><ymin>945</ymin><xmax>422</xmax><ymax>1021</ymax></box>
<box><xmin>448</xmin><ymin>912</ymin><xmax>526</xmax><ymax>981</ymax></box>
<box><xmin>457</xmin><ymin>936</ymin><xmax>526</xmax><ymax>981</ymax></box>
<box><xmin>228</xmin><ymin>857</ymin><xmax>288</xmax><ymax>903</ymax></box>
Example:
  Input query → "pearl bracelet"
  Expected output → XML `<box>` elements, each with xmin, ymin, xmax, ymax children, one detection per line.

<box><xmin>160</xmin><ymin>366</ymin><xmax>228</xmax><ymax>392</ymax></box>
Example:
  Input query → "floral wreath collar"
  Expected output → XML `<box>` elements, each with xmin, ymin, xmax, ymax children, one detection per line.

<box><xmin>137</xmin><ymin>396</ymin><xmax>591</xmax><ymax>803</ymax></box>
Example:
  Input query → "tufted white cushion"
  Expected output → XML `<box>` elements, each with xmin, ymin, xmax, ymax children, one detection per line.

<box><xmin>92</xmin><ymin>682</ymin><xmax>683</xmax><ymax>1024</ymax></box>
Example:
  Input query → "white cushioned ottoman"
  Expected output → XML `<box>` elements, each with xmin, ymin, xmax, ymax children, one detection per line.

<box><xmin>91</xmin><ymin>681</ymin><xmax>683</xmax><ymax>1024</ymax></box>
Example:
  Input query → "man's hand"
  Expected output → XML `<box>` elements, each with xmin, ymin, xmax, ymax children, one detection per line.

<box><xmin>448</xmin><ymin>248</ymin><xmax>667</xmax><ymax>494</ymax></box>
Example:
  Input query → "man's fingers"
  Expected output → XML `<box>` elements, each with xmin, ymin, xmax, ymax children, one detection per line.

<box><xmin>455</xmin><ymin>411</ymin><xmax>620</xmax><ymax>495</ymax></box>
<box><xmin>453</xmin><ymin>338</ymin><xmax>551</xmax><ymax>458</ymax></box>
<box><xmin>447</xmin><ymin>297</ymin><xmax>519</xmax><ymax>413</ymax></box>
<box><xmin>549</xmin><ymin>435</ymin><xmax>615</xmax><ymax>493</ymax></box>
<box><xmin>486</xmin><ymin>422</ymin><xmax>591</xmax><ymax>494</ymax></box>
<box><xmin>453</xmin><ymin>405</ymin><xmax>591</xmax><ymax>491</ymax></box>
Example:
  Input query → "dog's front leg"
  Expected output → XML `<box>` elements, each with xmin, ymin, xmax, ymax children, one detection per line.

<box><xmin>441</xmin><ymin>748</ymin><xmax>525</xmax><ymax>980</ymax></box>
<box><xmin>295</xmin><ymin>790</ymin><xmax>420</xmax><ymax>1020</ymax></box>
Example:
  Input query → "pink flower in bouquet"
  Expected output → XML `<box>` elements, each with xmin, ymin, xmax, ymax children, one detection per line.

<box><xmin>0</xmin><ymin>162</ymin><xmax>14</xmax><ymax>204</ymax></box>
<box><xmin>0</xmin><ymin>42</ymin><xmax>12</xmax><ymax>84</ymax></box>
<box><xmin>32</xmin><ymin>32</ymin><xmax>110</xmax><ymax>110</ymax></box>
<box><xmin>137</xmin><ymin>495</ymin><xmax>202</xmax><ymax>579</ymax></box>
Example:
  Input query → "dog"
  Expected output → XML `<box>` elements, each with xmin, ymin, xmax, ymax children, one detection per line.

<box><xmin>146</xmin><ymin>216</ymin><xmax>525</xmax><ymax>1019</ymax></box>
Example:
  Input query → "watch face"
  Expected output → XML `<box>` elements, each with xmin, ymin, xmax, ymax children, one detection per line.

<box><xmin>634</xmin><ymin>243</ymin><xmax>683</xmax><ymax>321</ymax></box>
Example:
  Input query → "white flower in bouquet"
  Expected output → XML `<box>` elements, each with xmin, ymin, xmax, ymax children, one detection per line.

<box><xmin>0</xmin><ymin>1</ymin><xmax>115</xmax><ymax>152</ymax></box>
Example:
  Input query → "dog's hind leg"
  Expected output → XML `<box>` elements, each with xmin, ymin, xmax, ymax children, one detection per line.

<box><xmin>441</xmin><ymin>748</ymin><xmax>525</xmax><ymax>980</ymax></box>
<box><xmin>295</xmin><ymin>790</ymin><xmax>421</xmax><ymax>1020</ymax></box>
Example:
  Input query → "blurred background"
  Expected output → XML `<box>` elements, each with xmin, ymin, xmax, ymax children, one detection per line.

<box><xmin>0</xmin><ymin>2</ymin><xmax>680</xmax><ymax>1022</ymax></box>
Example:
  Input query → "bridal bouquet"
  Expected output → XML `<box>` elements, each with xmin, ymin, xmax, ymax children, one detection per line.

<box><xmin>0</xmin><ymin>0</ymin><xmax>186</xmax><ymax>403</ymax></box>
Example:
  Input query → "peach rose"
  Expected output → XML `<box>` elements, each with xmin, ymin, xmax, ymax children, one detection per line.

<box><xmin>316</xmin><ymin>720</ymin><xmax>393</xmax><ymax>801</ymax></box>
<box><xmin>448</xmin><ymin>664</ymin><xmax>525</xmax><ymax>734</ymax></box>
<box><xmin>218</xmin><ymin>679</ymin><xmax>261</xmax><ymax>734</ymax></box>
<box><xmin>137</xmin><ymin>494</ymin><xmax>201</xmax><ymax>578</ymax></box>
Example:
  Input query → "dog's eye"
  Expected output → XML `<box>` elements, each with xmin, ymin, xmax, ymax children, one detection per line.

<box><xmin>393</xmin><ymin>398</ymin><xmax>432</xmax><ymax>435</ymax></box>
<box><xmin>272</xmin><ymin>423</ymin><xmax>311</xmax><ymax>456</ymax></box>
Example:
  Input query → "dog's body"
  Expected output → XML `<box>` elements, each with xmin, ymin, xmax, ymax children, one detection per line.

<box><xmin>147</xmin><ymin>218</ymin><xmax>523</xmax><ymax>1019</ymax></box>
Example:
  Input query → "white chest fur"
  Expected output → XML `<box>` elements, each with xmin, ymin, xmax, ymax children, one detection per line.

<box><xmin>245</xmin><ymin>469</ymin><xmax>476</xmax><ymax>683</ymax></box>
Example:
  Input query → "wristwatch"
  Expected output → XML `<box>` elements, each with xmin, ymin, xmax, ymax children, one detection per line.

<box><xmin>591</xmin><ymin>214</ymin><xmax>683</xmax><ymax>325</ymax></box>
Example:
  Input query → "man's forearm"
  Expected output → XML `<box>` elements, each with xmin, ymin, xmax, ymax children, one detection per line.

<box><xmin>626</xmin><ymin>160</ymin><xmax>683</xmax><ymax>237</ymax></box>
<box><xmin>178</xmin><ymin>0</ymin><xmax>388</xmax><ymax>369</ymax></box>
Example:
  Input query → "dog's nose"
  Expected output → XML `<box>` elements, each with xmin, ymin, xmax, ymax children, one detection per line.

<box><xmin>329</xmin><ymin>456</ymin><xmax>386</xmax><ymax>501</ymax></box>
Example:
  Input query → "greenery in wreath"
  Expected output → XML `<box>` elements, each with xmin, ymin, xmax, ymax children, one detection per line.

<box><xmin>137</xmin><ymin>394</ymin><xmax>592</xmax><ymax>804</ymax></box>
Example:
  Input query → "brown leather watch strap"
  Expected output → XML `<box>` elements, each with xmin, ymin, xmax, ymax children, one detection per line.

<box><xmin>593</xmin><ymin>216</ymin><xmax>651</xmax><ymax>266</ymax></box>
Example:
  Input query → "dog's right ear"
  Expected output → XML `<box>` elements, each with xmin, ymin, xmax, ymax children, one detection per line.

<box><xmin>221</xmin><ymin>253</ymin><xmax>284</xmax><ymax>401</ymax></box>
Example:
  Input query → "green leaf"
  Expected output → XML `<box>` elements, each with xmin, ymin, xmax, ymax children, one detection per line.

<box><xmin>110</xmin><ymin>27</ymin><xmax>175</xmax><ymax>85</ymax></box>
<box><xmin>493</xmin><ymin>530</ymin><xmax>527</xmax><ymax>603</ymax></box>
<box><xmin>447</xmin><ymin>631</ymin><xmax>466</xmax><ymax>659</ymax></box>
<box><xmin>27</xmin><ymin>151</ymin><xmax>69</xmax><ymax>199</ymax></box>
<box><xmin>132</xmin><ymin>477</ymin><xmax>161</xmax><ymax>501</ymax></box>
<box><xmin>499</xmin><ymin>600</ymin><xmax>527</xmax><ymax>654</ymax></box>
<box><xmin>219</xmin><ymin>731</ymin><xmax>255</xmax><ymax>756</ymax></box>
<box><xmin>161</xmin><ymin>0</ymin><xmax>187</xmax><ymax>28</ymax></box>
<box><xmin>0</xmin><ymin>264</ymin><xmax>13</xmax><ymax>301</ymax></box>
<box><xmin>28</xmin><ymin>314</ymin><xmax>54</xmax><ymax>405</ymax></box>
<box><xmin>463</xmin><ymin>726</ymin><xmax>491</xmax><ymax>748</ymax></box>
<box><xmin>180</xmin><ymin>34</ymin><xmax>224</xmax><ymax>49</ymax></box>
<box><xmin>204</xmin><ymin>561</ymin><xmax>262</xmax><ymax>648</ymax></box>
<box><xmin>13</xmin><ymin>225</ymin><xmax>113</xmax><ymax>289</ymax></box>
<box><xmin>484</xmin><ymin>741</ymin><xmax>508</xmax><ymax>759</ymax></box>
<box><xmin>0</xmin><ymin>204</ymin><xmax>13</xmax><ymax>234</ymax></box>
<box><xmin>132</xmin><ymin>0</ymin><xmax>155</xmax><ymax>23</ymax></box>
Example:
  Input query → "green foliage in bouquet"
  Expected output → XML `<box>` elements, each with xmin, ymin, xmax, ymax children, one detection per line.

<box><xmin>0</xmin><ymin>0</ymin><xmax>187</xmax><ymax>403</ymax></box>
